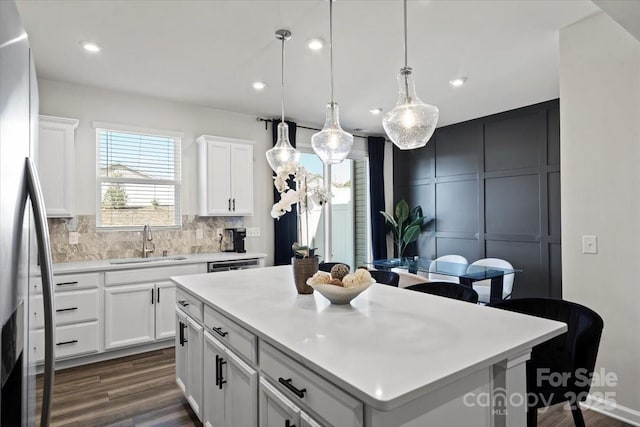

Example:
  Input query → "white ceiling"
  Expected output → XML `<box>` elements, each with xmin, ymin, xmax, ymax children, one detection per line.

<box><xmin>16</xmin><ymin>0</ymin><xmax>599</xmax><ymax>135</ymax></box>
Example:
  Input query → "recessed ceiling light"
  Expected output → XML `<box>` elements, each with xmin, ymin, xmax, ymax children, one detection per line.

<box><xmin>252</xmin><ymin>81</ymin><xmax>267</xmax><ymax>91</ymax></box>
<box><xmin>307</xmin><ymin>38</ymin><xmax>325</xmax><ymax>51</ymax></box>
<box><xmin>369</xmin><ymin>107</ymin><xmax>383</xmax><ymax>115</ymax></box>
<box><xmin>80</xmin><ymin>41</ymin><xmax>102</xmax><ymax>53</ymax></box>
<box><xmin>449</xmin><ymin>77</ymin><xmax>468</xmax><ymax>87</ymax></box>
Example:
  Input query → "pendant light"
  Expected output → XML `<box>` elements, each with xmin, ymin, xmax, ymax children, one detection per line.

<box><xmin>382</xmin><ymin>0</ymin><xmax>439</xmax><ymax>150</ymax></box>
<box><xmin>311</xmin><ymin>0</ymin><xmax>353</xmax><ymax>165</ymax></box>
<box><xmin>266</xmin><ymin>29</ymin><xmax>301</xmax><ymax>173</ymax></box>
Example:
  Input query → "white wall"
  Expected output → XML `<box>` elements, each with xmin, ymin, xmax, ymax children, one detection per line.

<box><xmin>38</xmin><ymin>78</ymin><xmax>277</xmax><ymax>264</ymax></box>
<box><xmin>560</xmin><ymin>12</ymin><xmax>640</xmax><ymax>424</ymax></box>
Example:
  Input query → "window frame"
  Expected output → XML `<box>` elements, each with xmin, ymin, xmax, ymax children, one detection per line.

<box><xmin>94</xmin><ymin>121</ymin><xmax>183</xmax><ymax>230</ymax></box>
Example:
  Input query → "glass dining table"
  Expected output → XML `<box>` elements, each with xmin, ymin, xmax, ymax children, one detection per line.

<box><xmin>369</xmin><ymin>258</ymin><xmax>521</xmax><ymax>304</ymax></box>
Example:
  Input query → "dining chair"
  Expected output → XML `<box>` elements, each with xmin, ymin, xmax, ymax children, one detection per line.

<box><xmin>368</xmin><ymin>269</ymin><xmax>400</xmax><ymax>287</ymax></box>
<box><xmin>406</xmin><ymin>282</ymin><xmax>479</xmax><ymax>303</ymax></box>
<box><xmin>490</xmin><ymin>298</ymin><xmax>604</xmax><ymax>427</ymax></box>
<box><xmin>468</xmin><ymin>258</ymin><xmax>514</xmax><ymax>303</ymax></box>
<box><xmin>318</xmin><ymin>262</ymin><xmax>351</xmax><ymax>273</ymax></box>
<box><xmin>428</xmin><ymin>254</ymin><xmax>468</xmax><ymax>283</ymax></box>
<box><xmin>390</xmin><ymin>268</ymin><xmax>427</xmax><ymax>288</ymax></box>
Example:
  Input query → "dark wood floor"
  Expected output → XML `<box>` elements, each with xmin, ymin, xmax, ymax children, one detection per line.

<box><xmin>37</xmin><ymin>348</ymin><xmax>629</xmax><ymax>427</ymax></box>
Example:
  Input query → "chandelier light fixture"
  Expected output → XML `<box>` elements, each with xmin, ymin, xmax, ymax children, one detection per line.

<box><xmin>382</xmin><ymin>0</ymin><xmax>439</xmax><ymax>150</ymax></box>
<box><xmin>311</xmin><ymin>0</ymin><xmax>353</xmax><ymax>165</ymax></box>
<box><xmin>266</xmin><ymin>29</ymin><xmax>301</xmax><ymax>173</ymax></box>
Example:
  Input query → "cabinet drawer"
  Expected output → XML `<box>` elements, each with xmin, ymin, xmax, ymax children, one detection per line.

<box><xmin>204</xmin><ymin>305</ymin><xmax>257</xmax><ymax>365</ymax></box>
<box><xmin>31</xmin><ymin>321</ymin><xmax>100</xmax><ymax>363</ymax></box>
<box><xmin>32</xmin><ymin>289</ymin><xmax>99</xmax><ymax>329</ymax></box>
<box><xmin>105</xmin><ymin>264</ymin><xmax>199</xmax><ymax>286</ymax></box>
<box><xmin>176</xmin><ymin>289</ymin><xmax>203</xmax><ymax>322</ymax></box>
<box><xmin>32</xmin><ymin>272</ymin><xmax>100</xmax><ymax>294</ymax></box>
<box><xmin>260</xmin><ymin>342</ymin><xmax>363</xmax><ymax>427</ymax></box>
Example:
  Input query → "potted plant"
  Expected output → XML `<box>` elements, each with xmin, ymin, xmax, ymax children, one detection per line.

<box><xmin>380</xmin><ymin>199</ymin><xmax>426</xmax><ymax>259</ymax></box>
<box><xmin>271</xmin><ymin>163</ymin><xmax>328</xmax><ymax>294</ymax></box>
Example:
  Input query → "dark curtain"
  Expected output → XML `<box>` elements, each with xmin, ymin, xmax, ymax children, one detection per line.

<box><xmin>272</xmin><ymin>120</ymin><xmax>298</xmax><ymax>265</ymax></box>
<box><xmin>368</xmin><ymin>136</ymin><xmax>388</xmax><ymax>260</ymax></box>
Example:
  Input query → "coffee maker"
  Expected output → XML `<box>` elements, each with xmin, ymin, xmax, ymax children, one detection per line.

<box><xmin>223</xmin><ymin>228</ymin><xmax>246</xmax><ymax>253</ymax></box>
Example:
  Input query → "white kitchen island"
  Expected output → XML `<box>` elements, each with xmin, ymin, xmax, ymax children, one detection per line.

<box><xmin>172</xmin><ymin>265</ymin><xmax>566</xmax><ymax>427</ymax></box>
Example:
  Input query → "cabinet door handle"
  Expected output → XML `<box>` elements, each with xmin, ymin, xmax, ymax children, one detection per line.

<box><xmin>151</xmin><ymin>288</ymin><xmax>154</xmax><ymax>304</ymax></box>
<box><xmin>285</xmin><ymin>420</ymin><xmax>296</xmax><ymax>427</ymax></box>
<box><xmin>232</xmin><ymin>198</ymin><xmax>236</xmax><ymax>211</ymax></box>
<box><xmin>218</xmin><ymin>357</ymin><xmax>227</xmax><ymax>389</ymax></box>
<box><xmin>178</xmin><ymin>300</ymin><xmax>189</xmax><ymax>307</ymax></box>
<box><xmin>56</xmin><ymin>281</ymin><xmax>78</xmax><ymax>287</ymax></box>
<box><xmin>228</xmin><ymin>198</ymin><xmax>231</xmax><ymax>211</ymax></box>
<box><xmin>215</xmin><ymin>354</ymin><xmax>220</xmax><ymax>386</ymax></box>
<box><xmin>56</xmin><ymin>340</ymin><xmax>78</xmax><ymax>346</ymax></box>
<box><xmin>278</xmin><ymin>377</ymin><xmax>307</xmax><ymax>398</ymax></box>
<box><xmin>211</xmin><ymin>326</ymin><xmax>228</xmax><ymax>338</ymax></box>
<box><xmin>157</xmin><ymin>288</ymin><xmax>160</xmax><ymax>303</ymax></box>
<box><xmin>179</xmin><ymin>321</ymin><xmax>188</xmax><ymax>346</ymax></box>
<box><xmin>55</xmin><ymin>307</ymin><xmax>78</xmax><ymax>313</ymax></box>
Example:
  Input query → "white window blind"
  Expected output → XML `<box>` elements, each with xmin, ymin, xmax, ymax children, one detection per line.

<box><xmin>96</xmin><ymin>128</ymin><xmax>181</xmax><ymax>228</ymax></box>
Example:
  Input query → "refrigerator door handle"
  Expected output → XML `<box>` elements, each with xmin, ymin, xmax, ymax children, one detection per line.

<box><xmin>25</xmin><ymin>157</ymin><xmax>56</xmax><ymax>427</ymax></box>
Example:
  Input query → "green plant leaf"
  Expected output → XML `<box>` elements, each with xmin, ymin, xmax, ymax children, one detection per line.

<box><xmin>395</xmin><ymin>199</ymin><xmax>409</xmax><ymax>226</ymax></box>
<box><xmin>379</xmin><ymin>211</ymin><xmax>397</xmax><ymax>228</ymax></box>
<box><xmin>402</xmin><ymin>224</ymin><xmax>421</xmax><ymax>245</ymax></box>
<box><xmin>411</xmin><ymin>206</ymin><xmax>423</xmax><ymax>221</ymax></box>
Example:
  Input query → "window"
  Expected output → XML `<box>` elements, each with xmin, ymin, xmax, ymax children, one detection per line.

<box><xmin>96</xmin><ymin>126</ymin><xmax>181</xmax><ymax>228</ymax></box>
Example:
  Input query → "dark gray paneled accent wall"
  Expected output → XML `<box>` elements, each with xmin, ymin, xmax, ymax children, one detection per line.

<box><xmin>393</xmin><ymin>99</ymin><xmax>561</xmax><ymax>298</ymax></box>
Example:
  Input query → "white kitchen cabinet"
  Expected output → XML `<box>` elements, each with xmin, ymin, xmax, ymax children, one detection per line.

<box><xmin>38</xmin><ymin>115</ymin><xmax>79</xmax><ymax>217</ymax></box>
<box><xmin>196</xmin><ymin>135</ymin><xmax>254</xmax><ymax>216</ymax></box>
<box><xmin>175</xmin><ymin>309</ymin><xmax>188</xmax><ymax>395</ymax></box>
<box><xmin>104</xmin><ymin>283</ymin><xmax>155</xmax><ymax>349</ymax></box>
<box><xmin>187</xmin><ymin>315</ymin><xmax>204</xmax><ymax>419</ymax></box>
<box><xmin>203</xmin><ymin>330</ymin><xmax>258</xmax><ymax>427</ymax></box>
<box><xmin>259</xmin><ymin>377</ymin><xmax>321</xmax><ymax>427</ymax></box>
<box><xmin>155</xmin><ymin>281</ymin><xmax>176</xmax><ymax>340</ymax></box>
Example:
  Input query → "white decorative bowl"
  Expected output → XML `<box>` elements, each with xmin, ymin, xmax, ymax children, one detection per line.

<box><xmin>307</xmin><ymin>278</ymin><xmax>375</xmax><ymax>305</ymax></box>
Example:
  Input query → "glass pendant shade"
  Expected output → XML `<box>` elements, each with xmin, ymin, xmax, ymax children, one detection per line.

<box><xmin>383</xmin><ymin>67</ymin><xmax>439</xmax><ymax>150</ymax></box>
<box><xmin>266</xmin><ymin>121</ymin><xmax>300</xmax><ymax>173</ymax></box>
<box><xmin>311</xmin><ymin>102</ymin><xmax>354</xmax><ymax>165</ymax></box>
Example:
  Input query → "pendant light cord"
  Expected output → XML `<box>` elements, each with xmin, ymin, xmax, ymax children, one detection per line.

<box><xmin>403</xmin><ymin>0</ymin><xmax>408</xmax><ymax>68</ymax></box>
<box><xmin>281</xmin><ymin>35</ymin><xmax>285</xmax><ymax>123</ymax></box>
<box><xmin>329</xmin><ymin>0</ymin><xmax>334</xmax><ymax>104</ymax></box>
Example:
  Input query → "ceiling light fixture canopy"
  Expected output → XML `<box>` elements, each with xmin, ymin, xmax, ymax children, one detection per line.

<box><xmin>382</xmin><ymin>0</ymin><xmax>439</xmax><ymax>150</ymax></box>
<box><xmin>265</xmin><ymin>29</ymin><xmax>301</xmax><ymax>173</ymax></box>
<box><xmin>311</xmin><ymin>0</ymin><xmax>353</xmax><ymax>165</ymax></box>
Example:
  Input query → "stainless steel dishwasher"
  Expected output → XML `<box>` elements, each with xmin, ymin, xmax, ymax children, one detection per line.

<box><xmin>207</xmin><ymin>258</ymin><xmax>261</xmax><ymax>272</ymax></box>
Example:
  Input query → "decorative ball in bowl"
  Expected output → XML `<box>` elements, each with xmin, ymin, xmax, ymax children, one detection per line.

<box><xmin>306</xmin><ymin>267</ymin><xmax>375</xmax><ymax>305</ymax></box>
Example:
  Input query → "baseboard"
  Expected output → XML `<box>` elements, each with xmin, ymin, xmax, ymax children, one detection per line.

<box><xmin>35</xmin><ymin>340</ymin><xmax>174</xmax><ymax>374</ymax></box>
<box><xmin>581</xmin><ymin>394</ymin><xmax>640</xmax><ymax>426</ymax></box>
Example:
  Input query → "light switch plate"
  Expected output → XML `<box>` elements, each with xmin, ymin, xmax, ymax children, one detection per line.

<box><xmin>582</xmin><ymin>235</ymin><xmax>597</xmax><ymax>254</ymax></box>
<box><xmin>69</xmin><ymin>232</ymin><xmax>79</xmax><ymax>245</ymax></box>
<box><xmin>247</xmin><ymin>227</ymin><xmax>261</xmax><ymax>237</ymax></box>
<box><xmin>196</xmin><ymin>229</ymin><xmax>204</xmax><ymax>240</ymax></box>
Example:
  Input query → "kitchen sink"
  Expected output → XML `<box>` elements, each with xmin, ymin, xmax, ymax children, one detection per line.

<box><xmin>109</xmin><ymin>256</ymin><xmax>188</xmax><ymax>265</ymax></box>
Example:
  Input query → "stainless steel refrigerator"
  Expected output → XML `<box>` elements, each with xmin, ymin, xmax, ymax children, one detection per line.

<box><xmin>1</xmin><ymin>1</ymin><xmax>56</xmax><ymax>425</ymax></box>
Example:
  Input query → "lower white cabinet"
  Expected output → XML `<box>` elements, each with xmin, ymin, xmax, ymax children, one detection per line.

<box><xmin>203</xmin><ymin>331</ymin><xmax>258</xmax><ymax>427</ymax></box>
<box><xmin>105</xmin><ymin>281</ymin><xmax>177</xmax><ymax>349</ymax></box>
<box><xmin>259</xmin><ymin>377</ymin><xmax>321</xmax><ymax>427</ymax></box>
<box><xmin>31</xmin><ymin>321</ymin><xmax>99</xmax><ymax>363</ymax></box>
<box><xmin>105</xmin><ymin>283</ymin><xmax>155</xmax><ymax>349</ymax></box>
<box><xmin>176</xmin><ymin>308</ymin><xmax>204</xmax><ymax>419</ymax></box>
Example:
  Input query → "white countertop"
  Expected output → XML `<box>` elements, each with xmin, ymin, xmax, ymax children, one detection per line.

<box><xmin>172</xmin><ymin>265</ymin><xmax>567</xmax><ymax>411</ymax></box>
<box><xmin>52</xmin><ymin>252</ymin><xmax>267</xmax><ymax>274</ymax></box>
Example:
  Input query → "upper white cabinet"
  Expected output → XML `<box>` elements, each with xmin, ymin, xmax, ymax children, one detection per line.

<box><xmin>38</xmin><ymin>115</ymin><xmax>79</xmax><ymax>217</ymax></box>
<box><xmin>196</xmin><ymin>135</ymin><xmax>254</xmax><ymax>216</ymax></box>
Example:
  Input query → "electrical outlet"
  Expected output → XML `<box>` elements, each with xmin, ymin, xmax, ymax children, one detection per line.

<box><xmin>196</xmin><ymin>229</ymin><xmax>204</xmax><ymax>240</ymax></box>
<box><xmin>69</xmin><ymin>232</ymin><xmax>79</xmax><ymax>245</ymax></box>
<box><xmin>216</xmin><ymin>228</ymin><xmax>224</xmax><ymax>237</ymax></box>
<box><xmin>246</xmin><ymin>227</ymin><xmax>261</xmax><ymax>237</ymax></box>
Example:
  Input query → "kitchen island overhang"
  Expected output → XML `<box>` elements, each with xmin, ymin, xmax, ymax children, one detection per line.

<box><xmin>172</xmin><ymin>265</ymin><xmax>566</xmax><ymax>426</ymax></box>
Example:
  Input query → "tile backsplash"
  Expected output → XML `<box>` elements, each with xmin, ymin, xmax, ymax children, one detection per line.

<box><xmin>48</xmin><ymin>215</ymin><xmax>244</xmax><ymax>263</ymax></box>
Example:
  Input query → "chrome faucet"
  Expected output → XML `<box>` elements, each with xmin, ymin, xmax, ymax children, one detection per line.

<box><xmin>142</xmin><ymin>224</ymin><xmax>154</xmax><ymax>258</ymax></box>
